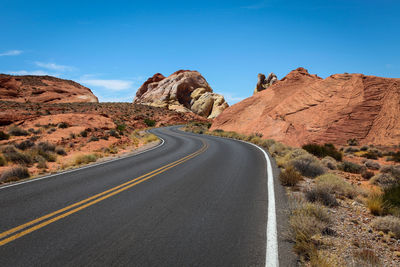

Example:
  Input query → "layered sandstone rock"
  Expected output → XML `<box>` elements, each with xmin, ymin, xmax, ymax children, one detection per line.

<box><xmin>0</xmin><ymin>74</ymin><xmax>98</xmax><ymax>103</ymax></box>
<box><xmin>133</xmin><ymin>70</ymin><xmax>228</xmax><ymax>119</ymax></box>
<box><xmin>253</xmin><ymin>73</ymin><xmax>278</xmax><ymax>94</ymax></box>
<box><xmin>211</xmin><ymin>67</ymin><xmax>400</xmax><ymax>146</ymax></box>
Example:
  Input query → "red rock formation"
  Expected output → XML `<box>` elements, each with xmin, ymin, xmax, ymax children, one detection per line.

<box><xmin>211</xmin><ymin>68</ymin><xmax>400</xmax><ymax>146</ymax></box>
<box><xmin>0</xmin><ymin>74</ymin><xmax>98</xmax><ymax>103</ymax></box>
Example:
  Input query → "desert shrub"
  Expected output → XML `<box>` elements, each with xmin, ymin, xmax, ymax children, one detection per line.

<box><xmin>315</xmin><ymin>173</ymin><xmax>358</xmax><ymax>199</ymax></box>
<box><xmin>2</xmin><ymin>147</ymin><xmax>32</xmax><ymax>165</ymax></box>
<box><xmin>80</xmin><ymin>130</ymin><xmax>88</xmax><ymax>137</ymax></box>
<box><xmin>338</xmin><ymin>161</ymin><xmax>365</xmax><ymax>174</ymax></box>
<box><xmin>302</xmin><ymin>143</ymin><xmax>342</xmax><ymax>161</ymax></box>
<box><xmin>360</xmin><ymin>145</ymin><xmax>369</xmax><ymax>151</ymax></box>
<box><xmin>371</xmin><ymin>173</ymin><xmax>397</xmax><ymax>188</ymax></box>
<box><xmin>305</xmin><ymin>186</ymin><xmax>338</xmax><ymax>207</ymax></box>
<box><xmin>73</xmin><ymin>154</ymin><xmax>98</xmax><ymax>165</ymax></box>
<box><xmin>344</xmin><ymin>147</ymin><xmax>359</xmax><ymax>153</ymax></box>
<box><xmin>0</xmin><ymin>166</ymin><xmax>30</xmax><ymax>183</ymax></box>
<box><xmin>0</xmin><ymin>155</ymin><xmax>6</xmax><ymax>166</ymax></box>
<box><xmin>347</xmin><ymin>138</ymin><xmax>359</xmax><ymax>146</ymax></box>
<box><xmin>58</xmin><ymin>122</ymin><xmax>69</xmax><ymax>128</ymax></box>
<box><xmin>371</xmin><ymin>216</ymin><xmax>400</xmax><ymax>239</ymax></box>
<box><xmin>89</xmin><ymin>136</ymin><xmax>99</xmax><ymax>142</ymax></box>
<box><xmin>361</xmin><ymin>151</ymin><xmax>379</xmax><ymax>160</ymax></box>
<box><xmin>380</xmin><ymin>165</ymin><xmax>400</xmax><ymax>178</ymax></box>
<box><xmin>55</xmin><ymin>147</ymin><xmax>67</xmax><ymax>155</ymax></box>
<box><xmin>321</xmin><ymin>156</ymin><xmax>337</xmax><ymax>170</ymax></box>
<box><xmin>116</xmin><ymin>123</ymin><xmax>127</xmax><ymax>132</ymax></box>
<box><xmin>109</xmin><ymin>129</ymin><xmax>119</xmax><ymax>138</ymax></box>
<box><xmin>8</xmin><ymin>126</ymin><xmax>29</xmax><ymax>136</ymax></box>
<box><xmin>144</xmin><ymin>119</ymin><xmax>156</xmax><ymax>127</ymax></box>
<box><xmin>276</xmin><ymin>148</ymin><xmax>309</xmax><ymax>167</ymax></box>
<box><xmin>364</xmin><ymin>160</ymin><xmax>380</xmax><ymax>170</ymax></box>
<box><xmin>0</xmin><ymin>131</ymin><xmax>10</xmax><ymax>140</ymax></box>
<box><xmin>389</xmin><ymin>151</ymin><xmax>400</xmax><ymax>162</ymax></box>
<box><xmin>290</xmin><ymin>155</ymin><xmax>325</xmax><ymax>178</ymax></box>
<box><xmin>361</xmin><ymin>170</ymin><xmax>374</xmax><ymax>180</ymax></box>
<box><xmin>279</xmin><ymin>166</ymin><xmax>302</xmax><ymax>186</ymax></box>
<box><xmin>15</xmin><ymin>140</ymin><xmax>35</xmax><ymax>150</ymax></box>
<box><xmin>38</xmin><ymin>142</ymin><xmax>56</xmax><ymax>152</ymax></box>
<box><xmin>382</xmin><ymin>184</ymin><xmax>400</xmax><ymax>216</ymax></box>
<box><xmin>69</xmin><ymin>133</ymin><xmax>76</xmax><ymax>139</ymax></box>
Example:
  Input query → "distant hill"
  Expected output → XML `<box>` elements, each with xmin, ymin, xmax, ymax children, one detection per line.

<box><xmin>0</xmin><ymin>74</ymin><xmax>98</xmax><ymax>103</ymax></box>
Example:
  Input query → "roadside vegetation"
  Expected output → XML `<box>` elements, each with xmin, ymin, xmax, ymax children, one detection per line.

<box><xmin>184</xmin><ymin>122</ymin><xmax>400</xmax><ymax>266</ymax></box>
<box><xmin>0</xmin><ymin>119</ymin><xmax>162</xmax><ymax>185</ymax></box>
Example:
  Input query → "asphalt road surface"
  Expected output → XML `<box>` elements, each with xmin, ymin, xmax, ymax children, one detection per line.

<box><xmin>0</xmin><ymin>126</ymin><xmax>295</xmax><ymax>266</ymax></box>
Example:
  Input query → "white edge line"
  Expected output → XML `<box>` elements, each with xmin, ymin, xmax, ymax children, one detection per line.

<box><xmin>0</xmin><ymin>135</ymin><xmax>165</xmax><ymax>190</ymax></box>
<box><xmin>243</xmin><ymin>141</ymin><xmax>279</xmax><ymax>267</ymax></box>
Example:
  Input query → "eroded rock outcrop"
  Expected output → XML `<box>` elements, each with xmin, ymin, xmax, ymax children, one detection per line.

<box><xmin>133</xmin><ymin>70</ymin><xmax>228</xmax><ymax>119</ymax></box>
<box><xmin>0</xmin><ymin>74</ymin><xmax>98</xmax><ymax>103</ymax></box>
<box><xmin>211</xmin><ymin>67</ymin><xmax>400</xmax><ymax>146</ymax></box>
<box><xmin>253</xmin><ymin>73</ymin><xmax>278</xmax><ymax>94</ymax></box>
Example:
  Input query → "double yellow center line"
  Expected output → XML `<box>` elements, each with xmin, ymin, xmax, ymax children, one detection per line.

<box><xmin>0</xmin><ymin>140</ymin><xmax>208</xmax><ymax>246</ymax></box>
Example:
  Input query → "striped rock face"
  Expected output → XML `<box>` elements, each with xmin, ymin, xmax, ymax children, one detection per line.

<box><xmin>0</xmin><ymin>74</ymin><xmax>98</xmax><ymax>104</ymax></box>
<box><xmin>211</xmin><ymin>67</ymin><xmax>400</xmax><ymax>147</ymax></box>
<box><xmin>133</xmin><ymin>70</ymin><xmax>228</xmax><ymax>119</ymax></box>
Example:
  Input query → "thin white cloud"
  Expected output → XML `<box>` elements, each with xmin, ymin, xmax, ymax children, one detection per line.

<box><xmin>80</xmin><ymin>79</ymin><xmax>133</xmax><ymax>91</ymax></box>
<box><xmin>35</xmin><ymin>62</ymin><xmax>74</xmax><ymax>71</ymax></box>
<box><xmin>0</xmin><ymin>50</ymin><xmax>23</xmax><ymax>56</ymax></box>
<box><xmin>218</xmin><ymin>92</ymin><xmax>246</xmax><ymax>105</ymax></box>
<box><xmin>6</xmin><ymin>70</ymin><xmax>51</xmax><ymax>76</ymax></box>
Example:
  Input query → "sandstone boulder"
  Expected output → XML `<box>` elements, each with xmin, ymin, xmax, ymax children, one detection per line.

<box><xmin>211</xmin><ymin>67</ymin><xmax>400</xmax><ymax>146</ymax></box>
<box><xmin>134</xmin><ymin>70</ymin><xmax>228</xmax><ymax>119</ymax></box>
<box><xmin>253</xmin><ymin>72</ymin><xmax>278</xmax><ymax>94</ymax></box>
<box><xmin>0</xmin><ymin>74</ymin><xmax>98</xmax><ymax>103</ymax></box>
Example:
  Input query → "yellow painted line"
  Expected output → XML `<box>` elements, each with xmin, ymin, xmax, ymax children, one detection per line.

<box><xmin>0</xmin><ymin>142</ymin><xmax>207</xmax><ymax>246</ymax></box>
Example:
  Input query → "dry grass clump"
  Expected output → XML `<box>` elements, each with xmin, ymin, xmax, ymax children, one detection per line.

<box><xmin>352</xmin><ymin>248</ymin><xmax>382</xmax><ymax>266</ymax></box>
<box><xmin>315</xmin><ymin>173</ymin><xmax>358</xmax><ymax>199</ymax></box>
<box><xmin>367</xmin><ymin>192</ymin><xmax>386</xmax><ymax>216</ymax></box>
<box><xmin>0</xmin><ymin>166</ymin><xmax>30</xmax><ymax>183</ymax></box>
<box><xmin>143</xmin><ymin>133</ymin><xmax>158</xmax><ymax>144</ymax></box>
<box><xmin>289</xmin><ymin>197</ymin><xmax>331</xmax><ymax>259</ymax></box>
<box><xmin>279</xmin><ymin>166</ymin><xmax>302</xmax><ymax>186</ymax></box>
<box><xmin>73</xmin><ymin>154</ymin><xmax>98</xmax><ymax>165</ymax></box>
<box><xmin>371</xmin><ymin>216</ymin><xmax>400</xmax><ymax>239</ymax></box>
<box><xmin>290</xmin><ymin>154</ymin><xmax>325</xmax><ymax>178</ymax></box>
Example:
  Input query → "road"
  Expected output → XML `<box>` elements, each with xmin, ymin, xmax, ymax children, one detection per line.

<box><xmin>0</xmin><ymin>126</ymin><xmax>294</xmax><ymax>266</ymax></box>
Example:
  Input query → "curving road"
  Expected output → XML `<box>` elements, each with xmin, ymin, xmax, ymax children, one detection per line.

<box><xmin>0</xmin><ymin>126</ymin><xmax>294</xmax><ymax>266</ymax></box>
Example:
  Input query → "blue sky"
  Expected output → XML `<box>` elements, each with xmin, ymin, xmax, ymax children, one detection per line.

<box><xmin>0</xmin><ymin>0</ymin><xmax>399</xmax><ymax>104</ymax></box>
